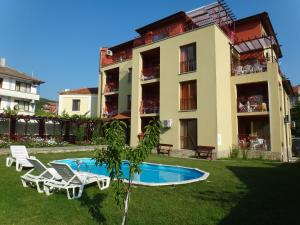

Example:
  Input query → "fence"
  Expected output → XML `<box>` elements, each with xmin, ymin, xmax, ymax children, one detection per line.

<box><xmin>0</xmin><ymin>114</ymin><xmax>104</xmax><ymax>143</ymax></box>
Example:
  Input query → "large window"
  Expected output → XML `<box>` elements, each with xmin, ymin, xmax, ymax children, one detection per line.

<box><xmin>180</xmin><ymin>80</ymin><xmax>197</xmax><ymax>110</ymax></box>
<box><xmin>72</xmin><ymin>99</ymin><xmax>80</xmax><ymax>111</ymax></box>
<box><xmin>180</xmin><ymin>43</ymin><xmax>196</xmax><ymax>73</ymax></box>
<box><xmin>14</xmin><ymin>100</ymin><xmax>30</xmax><ymax>111</ymax></box>
<box><xmin>15</xmin><ymin>81</ymin><xmax>31</xmax><ymax>93</ymax></box>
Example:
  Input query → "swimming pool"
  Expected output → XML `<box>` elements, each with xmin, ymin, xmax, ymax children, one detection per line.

<box><xmin>55</xmin><ymin>158</ymin><xmax>209</xmax><ymax>186</ymax></box>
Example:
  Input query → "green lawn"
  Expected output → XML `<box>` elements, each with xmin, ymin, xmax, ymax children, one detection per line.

<box><xmin>0</xmin><ymin>151</ymin><xmax>299</xmax><ymax>225</ymax></box>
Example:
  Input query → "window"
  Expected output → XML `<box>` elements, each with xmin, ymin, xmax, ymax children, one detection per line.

<box><xmin>128</xmin><ymin>68</ymin><xmax>132</xmax><ymax>82</ymax></box>
<box><xmin>15</xmin><ymin>81</ymin><xmax>21</xmax><ymax>91</ymax></box>
<box><xmin>127</xmin><ymin>95</ymin><xmax>131</xmax><ymax>111</ymax></box>
<box><xmin>14</xmin><ymin>100</ymin><xmax>30</xmax><ymax>111</ymax></box>
<box><xmin>72</xmin><ymin>99</ymin><xmax>80</xmax><ymax>111</ymax></box>
<box><xmin>0</xmin><ymin>78</ymin><xmax>3</xmax><ymax>88</ymax></box>
<box><xmin>26</xmin><ymin>83</ymin><xmax>31</xmax><ymax>93</ymax></box>
<box><xmin>180</xmin><ymin>80</ymin><xmax>197</xmax><ymax>110</ymax></box>
<box><xmin>180</xmin><ymin>43</ymin><xmax>196</xmax><ymax>73</ymax></box>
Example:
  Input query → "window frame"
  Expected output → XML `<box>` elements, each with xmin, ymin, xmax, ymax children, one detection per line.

<box><xmin>179</xmin><ymin>43</ymin><xmax>197</xmax><ymax>74</ymax></box>
<box><xmin>72</xmin><ymin>99</ymin><xmax>81</xmax><ymax>111</ymax></box>
<box><xmin>180</xmin><ymin>80</ymin><xmax>197</xmax><ymax>111</ymax></box>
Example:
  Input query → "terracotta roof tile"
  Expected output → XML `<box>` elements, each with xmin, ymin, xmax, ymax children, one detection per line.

<box><xmin>60</xmin><ymin>87</ymin><xmax>98</xmax><ymax>95</ymax></box>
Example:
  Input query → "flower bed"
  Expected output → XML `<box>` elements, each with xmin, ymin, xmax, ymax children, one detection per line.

<box><xmin>0</xmin><ymin>136</ymin><xmax>69</xmax><ymax>148</ymax></box>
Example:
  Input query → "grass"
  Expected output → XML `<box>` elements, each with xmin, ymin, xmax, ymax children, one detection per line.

<box><xmin>0</xmin><ymin>151</ymin><xmax>299</xmax><ymax>225</ymax></box>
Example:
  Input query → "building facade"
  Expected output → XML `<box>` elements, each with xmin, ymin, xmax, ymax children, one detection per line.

<box><xmin>292</xmin><ymin>85</ymin><xmax>300</xmax><ymax>107</ymax></box>
<box><xmin>98</xmin><ymin>2</ymin><xmax>294</xmax><ymax>161</ymax></box>
<box><xmin>0</xmin><ymin>58</ymin><xmax>44</xmax><ymax>115</ymax></box>
<box><xmin>58</xmin><ymin>87</ymin><xmax>98</xmax><ymax>117</ymax></box>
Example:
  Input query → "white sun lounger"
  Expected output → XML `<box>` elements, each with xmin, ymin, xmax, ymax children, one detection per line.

<box><xmin>20</xmin><ymin>158</ymin><xmax>62</xmax><ymax>193</ymax></box>
<box><xmin>44</xmin><ymin>162</ymin><xmax>110</xmax><ymax>199</ymax></box>
<box><xmin>6</xmin><ymin>145</ymin><xmax>34</xmax><ymax>172</ymax></box>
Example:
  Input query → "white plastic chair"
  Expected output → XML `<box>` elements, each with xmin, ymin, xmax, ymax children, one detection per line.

<box><xmin>6</xmin><ymin>146</ymin><xmax>34</xmax><ymax>172</ymax></box>
<box><xmin>44</xmin><ymin>162</ymin><xmax>110</xmax><ymax>200</ymax></box>
<box><xmin>21</xmin><ymin>158</ymin><xmax>62</xmax><ymax>193</ymax></box>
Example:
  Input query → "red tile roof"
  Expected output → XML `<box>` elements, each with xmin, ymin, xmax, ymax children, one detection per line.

<box><xmin>0</xmin><ymin>66</ymin><xmax>44</xmax><ymax>84</ymax></box>
<box><xmin>293</xmin><ymin>86</ymin><xmax>300</xmax><ymax>94</ymax></box>
<box><xmin>60</xmin><ymin>87</ymin><xmax>98</xmax><ymax>95</ymax></box>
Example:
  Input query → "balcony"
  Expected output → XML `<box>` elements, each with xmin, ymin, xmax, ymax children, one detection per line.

<box><xmin>238</xmin><ymin>116</ymin><xmax>270</xmax><ymax>151</ymax></box>
<box><xmin>231</xmin><ymin>36</ymin><xmax>279</xmax><ymax>76</ymax></box>
<box><xmin>140</xmin><ymin>100</ymin><xmax>159</xmax><ymax>115</ymax></box>
<box><xmin>232</xmin><ymin>58</ymin><xmax>268</xmax><ymax>76</ymax></box>
<box><xmin>101</xmin><ymin>45</ymin><xmax>133</xmax><ymax>67</ymax></box>
<box><xmin>141</xmin><ymin>66</ymin><xmax>160</xmax><ymax>81</ymax></box>
<box><xmin>133</xmin><ymin>22</ymin><xmax>196</xmax><ymax>48</ymax></box>
<box><xmin>141</xmin><ymin>48</ymin><xmax>160</xmax><ymax>82</ymax></box>
<box><xmin>237</xmin><ymin>82</ymin><xmax>269</xmax><ymax>115</ymax></box>
<box><xmin>104</xmin><ymin>82</ymin><xmax>118</xmax><ymax>94</ymax></box>
<box><xmin>0</xmin><ymin>88</ymin><xmax>39</xmax><ymax>101</ymax></box>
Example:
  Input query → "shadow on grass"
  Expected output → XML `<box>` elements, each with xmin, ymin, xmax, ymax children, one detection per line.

<box><xmin>218</xmin><ymin>162</ymin><xmax>300</xmax><ymax>225</ymax></box>
<box><xmin>79</xmin><ymin>192</ymin><xmax>107</xmax><ymax>225</ymax></box>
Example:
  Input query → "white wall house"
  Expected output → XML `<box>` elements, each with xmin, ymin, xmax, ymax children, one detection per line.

<box><xmin>58</xmin><ymin>87</ymin><xmax>98</xmax><ymax>117</ymax></box>
<box><xmin>0</xmin><ymin>58</ymin><xmax>44</xmax><ymax>115</ymax></box>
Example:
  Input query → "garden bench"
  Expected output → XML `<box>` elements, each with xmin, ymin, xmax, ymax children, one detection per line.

<box><xmin>196</xmin><ymin>146</ymin><xmax>215</xmax><ymax>160</ymax></box>
<box><xmin>157</xmin><ymin>143</ymin><xmax>173</xmax><ymax>156</ymax></box>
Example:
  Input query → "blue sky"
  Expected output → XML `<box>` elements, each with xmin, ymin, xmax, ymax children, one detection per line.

<box><xmin>0</xmin><ymin>0</ymin><xmax>299</xmax><ymax>100</ymax></box>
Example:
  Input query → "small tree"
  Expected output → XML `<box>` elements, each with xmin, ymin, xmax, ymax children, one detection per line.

<box><xmin>94</xmin><ymin>119</ymin><xmax>161</xmax><ymax>225</ymax></box>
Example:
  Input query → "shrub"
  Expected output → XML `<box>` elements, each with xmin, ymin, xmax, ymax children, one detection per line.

<box><xmin>230</xmin><ymin>145</ymin><xmax>240</xmax><ymax>158</ymax></box>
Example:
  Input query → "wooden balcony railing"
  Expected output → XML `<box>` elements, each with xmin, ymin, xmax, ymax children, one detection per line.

<box><xmin>180</xmin><ymin>98</ymin><xmax>197</xmax><ymax>111</ymax></box>
<box><xmin>140</xmin><ymin>100</ymin><xmax>159</xmax><ymax>114</ymax></box>
<box><xmin>180</xmin><ymin>59</ymin><xmax>196</xmax><ymax>73</ymax></box>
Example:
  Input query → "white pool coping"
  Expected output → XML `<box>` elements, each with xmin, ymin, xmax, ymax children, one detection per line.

<box><xmin>54</xmin><ymin>158</ymin><xmax>210</xmax><ymax>187</ymax></box>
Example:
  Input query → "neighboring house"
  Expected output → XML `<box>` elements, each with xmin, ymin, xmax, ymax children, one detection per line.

<box><xmin>98</xmin><ymin>2</ymin><xmax>294</xmax><ymax>161</ymax></box>
<box><xmin>58</xmin><ymin>87</ymin><xmax>98</xmax><ymax>117</ymax></box>
<box><xmin>0</xmin><ymin>58</ymin><xmax>44</xmax><ymax>115</ymax></box>
<box><xmin>291</xmin><ymin>85</ymin><xmax>300</xmax><ymax>107</ymax></box>
<box><xmin>42</xmin><ymin>101</ymin><xmax>58</xmax><ymax>114</ymax></box>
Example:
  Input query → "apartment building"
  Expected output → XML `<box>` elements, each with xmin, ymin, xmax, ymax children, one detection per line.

<box><xmin>0</xmin><ymin>58</ymin><xmax>44</xmax><ymax>115</ymax></box>
<box><xmin>58</xmin><ymin>87</ymin><xmax>98</xmax><ymax>117</ymax></box>
<box><xmin>98</xmin><ymin>2</ymin><xmax>294</xmax><ymax>161</ymax></box>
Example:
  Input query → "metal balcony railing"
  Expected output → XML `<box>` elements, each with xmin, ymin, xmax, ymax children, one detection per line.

<box><xmin>140</xmin><ymin>100</ymin><xmax>159</xmax><ymax>114</ymax></box>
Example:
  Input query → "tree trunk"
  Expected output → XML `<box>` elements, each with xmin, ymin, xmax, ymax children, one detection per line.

<box><xmin>121</xmin><ymin>189</ymin><xmax>131</xmax><ymax>225</ymax></box>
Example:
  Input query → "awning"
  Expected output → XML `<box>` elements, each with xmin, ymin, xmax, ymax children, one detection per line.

<box><xmin>233</xmin><ymin>36</ymin><xmax>276</xmax><ymax>54</ymax></box>
<box><xmin>112</xmin><ymin>113</ymin><xmax>130</xmax><ymax>120</ymax></box>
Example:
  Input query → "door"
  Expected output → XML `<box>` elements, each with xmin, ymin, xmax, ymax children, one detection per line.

<box><xmin>180</xmin><ymin>119</ymin><xmax>197</xmax><ymax>150</ymax></box>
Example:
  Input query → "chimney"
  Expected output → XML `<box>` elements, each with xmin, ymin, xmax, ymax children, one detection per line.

<box><xmin>0</xmin><ymin>57</ymin><xmax>6</xmax><ymax>67</ymax></box>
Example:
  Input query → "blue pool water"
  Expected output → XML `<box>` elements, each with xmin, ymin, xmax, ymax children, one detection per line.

<box><xmin>55</xmin><ymin>158</ymin><xmax>209</xmax><ymax>186</ymax></box>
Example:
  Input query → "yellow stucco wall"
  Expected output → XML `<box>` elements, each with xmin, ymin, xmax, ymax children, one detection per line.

<box><xmin>59</xmin><ymin>95</ymin><xmax>95</xmax><ymax>117</ymax></box>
